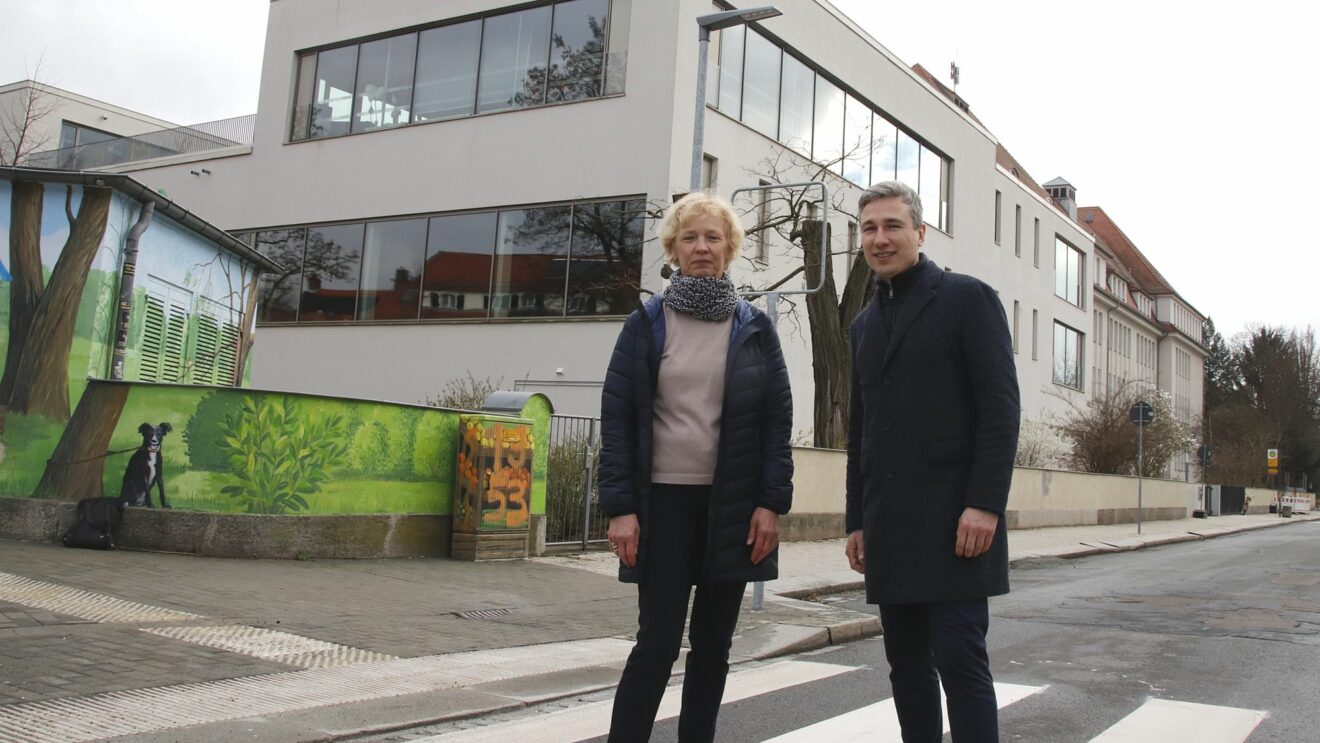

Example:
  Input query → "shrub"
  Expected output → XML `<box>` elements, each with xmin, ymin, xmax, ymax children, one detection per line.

<box><xmin>218</xmin><ymin>395</ymin><xmax>349</xmax><ymax>514</ymax></box>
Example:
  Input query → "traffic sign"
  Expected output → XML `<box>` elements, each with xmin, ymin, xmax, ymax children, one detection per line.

<box><xmin>1267</xmin><ymin>448</ymin><xmax>1279</xmax><ymax>475</ymax></box>
<box><xmin>1129</xmin><ymin>401</ymin><xmax>1154</xmax><ymax>426</ymax></box>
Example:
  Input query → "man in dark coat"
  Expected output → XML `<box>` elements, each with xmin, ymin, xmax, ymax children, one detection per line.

<box><xmin>844</xmin><ymin>181</ymin><xmax>1020</xmax><ymax>742</ymax></box>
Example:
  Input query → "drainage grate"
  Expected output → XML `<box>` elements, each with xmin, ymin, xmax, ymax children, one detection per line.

<box><xmin>0</xmin><ymin>572</ymin><xmax>200</xmax><ymax>623</ymax></box>
<box><xmin>142</xmin><ymin>625</ymin><xmax>398</xmax><ymax>668</ymax></box>
<box><xmin>456</xmin><ymin>608</ymin><xmax>514</xmax><ymax>620</ymax></box>
<box><xmin>0</xmin><ymin>638</ymin><xmax>635</xmax><ymax>743</ymax></box>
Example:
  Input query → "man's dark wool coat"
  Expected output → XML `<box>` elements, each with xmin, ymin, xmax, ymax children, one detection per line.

<box><xmin>846</xmin><ymin>254</ymin><xmax>1020</xmax><ymax>605</ymax></box>
<box><xmin>599</xmin><ymin>295</ymin><xmax>793</xmax><ymax>585</ymax></box>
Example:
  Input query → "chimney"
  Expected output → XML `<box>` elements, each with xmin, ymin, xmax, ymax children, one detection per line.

<box><xmin>1043</xmin><ymin>177</ymin><xmax>1077</xmax><ymax>220</ymax></box>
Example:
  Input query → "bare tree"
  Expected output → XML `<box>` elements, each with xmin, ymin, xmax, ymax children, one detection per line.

<box><xmin>424</xmin><ymin>372</ymin><xmax>506</xmax><ymax>411</ymax></box>
<box><xmin>1054</xmin><ymin>382</ymin><xmax>1196</xmax><ymax>477</ymax></box>
<box><xmin>1</xmin><ymin>62</ymin><xmax>60</xmax><ymax>166</ymax></box>
<box><xmin>736</xmin><ymin>146</ymin><xmax>874</xmax><ymax>448</ymax></box>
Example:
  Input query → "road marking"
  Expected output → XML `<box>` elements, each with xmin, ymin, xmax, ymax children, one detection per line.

<box><xmin>142</xmin><ymin>625</ymin><xmax>398</xmax><ymax>668</ymax></box>
<box><xmin>0</xmin><ymin>638</ymin><xmax>635</xmax><ymax>743</ymax></box>
<box><xmin>0</xmin><ymin>572</ymin><xmax>199</xmax><ymax>623</ymax></box>
<box><xmin>420</xmin><ymin>660</ymin><xmax>857</xmax><ymax>742</ymax></box>
<box><xmin>1089</xmin><ymin>698</ymin><xmax>1267</xmax><ymax>742</ymax></box>
<box><xmin>763</xmin><ymin>682</ymin><xmax>1044</xmax><ymax>742</ymax></box>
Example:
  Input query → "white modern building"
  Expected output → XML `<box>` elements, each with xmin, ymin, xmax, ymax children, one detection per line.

<box><xmin>35</xmin><ymin>0</ymin><xmax>1203</xmax><ymax>459</ymax></box>
<box><xmin>0</xmin><ymin>81</ymin><xmax>179</xmax><ymax>166</ymax></box>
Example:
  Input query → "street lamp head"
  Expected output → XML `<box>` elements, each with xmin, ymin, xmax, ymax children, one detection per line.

<box><xmin>696</xmin><ymin>6</ymin><xmax>782</xmax><ymax>34</ymax></box>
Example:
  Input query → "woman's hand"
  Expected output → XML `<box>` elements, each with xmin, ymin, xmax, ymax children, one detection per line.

<box><xmin>746</xmin><ymin>507</ymin><xmax>780</xmax><ymax>565</ymax></box>
<box><xmin>607</xmin><ymin>514</ymin><xmax>640</xmax><ymax>568</ymax></box>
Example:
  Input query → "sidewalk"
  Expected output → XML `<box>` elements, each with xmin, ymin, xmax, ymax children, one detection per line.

<box><xmin>0</xmin><ymin>511</ymin><xmax>1314</xmax><ymax>742</ymax></box>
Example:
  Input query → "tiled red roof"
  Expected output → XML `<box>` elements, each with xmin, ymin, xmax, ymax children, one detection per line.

<box><xmin>1076</xmin><ymin>206</ymin><xmax>1175</xmax><ymax>296</ymax></box>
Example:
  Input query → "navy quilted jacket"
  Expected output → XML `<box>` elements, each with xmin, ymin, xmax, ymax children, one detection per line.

<box><xmin>599</xmin><ymin>295</ymin><xmax>793</xmax><ymax>583</ymax></box>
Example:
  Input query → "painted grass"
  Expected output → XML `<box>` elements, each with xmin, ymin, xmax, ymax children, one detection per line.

<box><xmin>144</xmin><ymin>470</ymin><xmax>450</xmax><ymax>515</ymax></box>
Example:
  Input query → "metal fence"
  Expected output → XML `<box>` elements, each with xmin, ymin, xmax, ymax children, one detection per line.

<box><xmin>545</xmin><ymin>414</ymin><xmax>606</xmax><ymax>548</ymax></box>
<box><xmin>26</xmin><ymin>114</ymin><xmax>256</xmax><ymax>171</ymax></box>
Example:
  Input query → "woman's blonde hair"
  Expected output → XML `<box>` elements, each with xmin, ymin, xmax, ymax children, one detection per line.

<box><xmin>657</xmin><ymin>192</ymin><xmax>744</xmax><ymax>268</ymax></box>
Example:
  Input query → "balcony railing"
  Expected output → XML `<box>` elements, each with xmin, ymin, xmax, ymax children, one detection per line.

<box><xmin>26</xmin><ymin>114</ymin><xmax>256</xmax><ymax>171</ymax></box>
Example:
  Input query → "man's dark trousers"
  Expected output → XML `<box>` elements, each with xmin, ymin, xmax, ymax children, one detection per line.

<box><xmin>879</xmin><ymin>597</ymin><xmax>997</xmax><ymax>743</ymax></box>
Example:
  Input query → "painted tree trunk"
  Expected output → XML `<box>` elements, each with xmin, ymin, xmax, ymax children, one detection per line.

<box><xmin>8</xmin><ymin>186</ymin><xmax>112</xmax><ymax>422</ymax></box>
<box><xmin>233</xmin><ymin>266</ymin><xmax>260</xmax><ymax>386</ymax></box>
<box><xmin>32</xmin><ymin>381</ymin><xmax>130</xmax><ymax>501</ymax></box>
<box><xmin>0</xmin><ymin>180</ymin><xmax>46</xmax><ymax>402</ymax></box>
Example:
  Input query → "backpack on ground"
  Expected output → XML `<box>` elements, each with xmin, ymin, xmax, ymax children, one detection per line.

<box><xmin>62</xmin><ymin>498</ymin><xmax>124</xmax><ymax>550</ymax></box>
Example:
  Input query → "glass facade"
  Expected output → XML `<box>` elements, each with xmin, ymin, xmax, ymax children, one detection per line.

<box><xmin>291</xmin><ymin>0</ymin><xmax>621</xmax><ymax>141</ymax></box>
<box><xmin>710</xmin><ymin>26</ymin><xmax>953</xmax><ymax>230</ymax></box>
<box><xmin>246</xmin><ymin>197</ymin><xmax>644</xmax><ymax>325</ymax></box>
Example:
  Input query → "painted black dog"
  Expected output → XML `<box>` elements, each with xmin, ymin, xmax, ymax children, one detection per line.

<box><xmin>118</xmin><ymin>422</ymin><xmax>172</xmax><ymax>509</ymax></box>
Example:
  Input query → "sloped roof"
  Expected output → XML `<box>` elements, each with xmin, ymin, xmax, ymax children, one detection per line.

<box><xmin>1076</xmin><ymin>206</ymin><xmax>1174</xmax><ymax>296</ymax></box>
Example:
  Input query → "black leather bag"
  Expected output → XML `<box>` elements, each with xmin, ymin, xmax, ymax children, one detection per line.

<box><xmin>62</xmin><ymin>498</ymin><xmax>123</xmax><ymax>550</ymax></box>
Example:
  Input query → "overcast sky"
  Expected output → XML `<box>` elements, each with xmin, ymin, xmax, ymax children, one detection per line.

<box><xmin>4</xmin><ymin>0</ymin><xmax>1316</xmax><ymax>339</ymax></box>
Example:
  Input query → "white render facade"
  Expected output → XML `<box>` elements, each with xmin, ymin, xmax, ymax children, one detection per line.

<box><xmin>102</xmin><ymin>0</ymin><xmax>1202</xmax><ymax>454</ymax></box>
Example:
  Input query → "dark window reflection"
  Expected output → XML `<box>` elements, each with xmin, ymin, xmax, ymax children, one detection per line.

<box><xmin>422</xmin><ymin>212</ymin><xmax>497</xmax><ymax>319</ymax></box>
<box><xmin>255</xmin><ymin>228</ymin><xmax>307</xmax><ymax>323</ymax></box>
<box><xmin>300</xmin><ymin>224</ymin><xmax>363</xmax><ymax>321</ymax></box>
<box><xmin>359</xmin><ymin>219</ymin><xmax>426</xmax><ymax>320</ymax></box>
<box><xmin>353</xmin><ymin>33</ymin><xmax>417</xmax><ymax>132</ymax></box>
<box><xmin>567</xmin><ymin>200</ymin><xmax>642</xmax><ymax>316</ymax></box>
<box><xmin>546</xmin><ymin>0</ymin><xmax>608</xmax><ymax>103</ymax></box>
<box><xmin>492</xmin><ymin>206</ymin><xmax>571</xmax><ymax>318</ymax></box>
<box><xmin>414</xmin><ymin>21</ymin><xmax>481</xmax><ymax>121</ymax></box>
<box><xmin>477</xmin><ymin>6</ymin><xmax>553</xmax><ymax>113</ymax></box>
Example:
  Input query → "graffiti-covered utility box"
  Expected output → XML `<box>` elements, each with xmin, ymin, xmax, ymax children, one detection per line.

<box><xmin>452</xmin><ymin>414</ymin><xmax>535</xmax><ymax>560</ymax></box>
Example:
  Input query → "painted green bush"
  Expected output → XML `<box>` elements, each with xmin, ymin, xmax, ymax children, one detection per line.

<box><xmin>184</xmin><ymin>390</ymin><xmax>247</xmax><ymax>471</ymax></box>
<box><xmin>349</xmin><ymin>421</ymin><xmax>391</xmax><ymax>477</ymax></box>
<box><xmin>218</xmin><ymin>395</ymin><xmax>349</xmax><ymax>514</ymax></box>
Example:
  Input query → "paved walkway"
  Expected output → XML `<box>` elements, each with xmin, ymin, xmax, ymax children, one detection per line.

<box><xmin>0</xmin><ymin>511</ymin><xmax>1313</xmax><ymax>742</ymax></box>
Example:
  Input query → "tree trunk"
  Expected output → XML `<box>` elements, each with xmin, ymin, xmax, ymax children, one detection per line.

<box><xmin>233</xmin><ymin>266</ymin><xmax>260</xmax><ymax>386</ymax></box>
<box><xmin>0</xmin><ymin>180</ymin><xmax>45</xmax><ymax>402</ymax></box>
<box><xmin>8</xmin><ymin>186</ymin><xmax>112</xmax><ymax>422</ymax></box>
<box><xmin>800</xmin><ymin>220</ymin><xmax>850</xmax><ymax>448</ymax></box>
<box><xmin>32</xmin><ymin>381</ymin><xmax>130</xmax><ymax>501</ymax></box>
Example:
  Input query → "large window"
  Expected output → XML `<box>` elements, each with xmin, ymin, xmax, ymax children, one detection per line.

<box><xmin>247</xmin><ymin>197</ymin><xmax>643</xmax><ymax>324</ymax></box>
<box><xmin>741</xmin><ymin>30</ymin><xmax>781</xmax><ymax>138</ymax></box>
<box><xmin>291</xmin><ymin>0</ymin><xmax>620</xmax><ymax>141</ymax></box>
<box><xmin>1053</xmin><ymin>322</ymin><xmax>1083</xmax><ymax>389</ymax></box>
<box><xmin>1055</xmin><ymin>237</ymin><xmax>1084</xmax><ymax>307</ymax></box>
<box><xmin>710</xmin><ymin>27</ymin><xmax>953</xmax><ymax>230</ymax></box>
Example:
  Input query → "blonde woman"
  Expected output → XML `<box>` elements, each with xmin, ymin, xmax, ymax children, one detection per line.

<box><xmin>599</xmin><ymin>192</ymin><xmax>793</xmax><ymax>741</ymax></box>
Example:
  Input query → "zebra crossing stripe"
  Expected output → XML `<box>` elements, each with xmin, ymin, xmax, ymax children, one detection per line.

<box><xmin>418</xmin><ymin>660</ymin><xmax>857</xmax><ymax>742</ymax></box>
<box><xmin>762</xmin><ymin>681</ymin><xmax>1044</xmax><ymax>742</ymax></box>
<box><xmin>1089</xmin><ymin>698</ymin><xmax>1267</xmax><ymax>742</ymax></box>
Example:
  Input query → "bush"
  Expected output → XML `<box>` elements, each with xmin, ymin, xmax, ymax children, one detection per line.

<box><xmin>412</xmin><ymin>412</ymin><xmax>458</xmax><ymax>482</ymax></box>
<box><xmin>218</xmin><ymin>395</ymin><xmax>349</xmax><ymax>514</ymax></box>
<box><xmin>350</xmin><ymin>421</ymin><xmax>392</xmax><ymax>477</ymax></box>
<box><xmin>184</xmin><ymin>391</ymin><xmax>247</xmax><ymax>471</ymax></box>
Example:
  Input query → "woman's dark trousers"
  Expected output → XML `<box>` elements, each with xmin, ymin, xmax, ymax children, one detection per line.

<box><xmin>608</xmin><ymin>484</ymin><xmax>747</xmax><ymax>742</ymax></box>
<box><xmin>879</xmin><ymin>598</ymin><xmax>998</xmax><ymax>743</ymax></box>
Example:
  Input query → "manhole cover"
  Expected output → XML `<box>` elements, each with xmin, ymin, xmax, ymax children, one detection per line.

<box><xmin>456</xmin><ymin>608</ymin><xmax>514</xmax><ymax>620</ymax></box>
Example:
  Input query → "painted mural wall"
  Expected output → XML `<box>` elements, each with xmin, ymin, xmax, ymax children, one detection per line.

<box><xmin>0</xmin><ymin>177</ymin><xmax>256</xmax><ymax>498</ymax></box>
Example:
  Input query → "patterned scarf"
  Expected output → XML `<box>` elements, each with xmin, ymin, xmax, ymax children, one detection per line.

<box><xmin>664</xmin><ymin>271</ymin><xmax>738</xmax><ymax>322</ymax></box>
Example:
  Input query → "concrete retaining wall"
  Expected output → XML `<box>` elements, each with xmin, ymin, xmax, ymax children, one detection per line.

<box><xmin>786</xmin><ymin>447</ymin><xmax>1195</xmax><ymax>536</ymax></box>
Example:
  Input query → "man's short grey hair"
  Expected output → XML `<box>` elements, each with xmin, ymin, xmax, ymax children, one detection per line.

<box><xmin>858</xmin><ymin>181</ymin><xmax>923</xmax><ymax>229</ymax></box>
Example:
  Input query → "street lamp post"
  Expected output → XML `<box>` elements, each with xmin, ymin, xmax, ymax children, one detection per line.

<box><xmin>691</xmin><ymin>6</ymin><xmax>782</xmax><ymax>193</ymax></box>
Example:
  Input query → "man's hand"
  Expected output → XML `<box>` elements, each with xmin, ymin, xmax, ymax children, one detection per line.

<box><xmin>955</xmin><ymin>506</ymin><xmax>998</xmax><ymax>558</ymax></box>
<box><xmin>607</xmin><ymin>514</ymin><xmax>640</xmax><ymax>568</ymax></box>
<box><xmin>747</xmin><ymin>507</ymin><xmax>780</xmax><ymax>565</ymax></box>
<box><xmin>845</xmin><ymin>530</ymin><xmax>865</xmax><ymax>573</ymax></box>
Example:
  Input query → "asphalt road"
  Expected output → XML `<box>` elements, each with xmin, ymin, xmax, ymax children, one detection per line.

<box><xmin>380</xmin><ymin>520</ymin><xmax>1320</xmax><ymax>742</ymax></box>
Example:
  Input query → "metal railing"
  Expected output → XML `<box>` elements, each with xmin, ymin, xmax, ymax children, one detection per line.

<box><xmin>544</xmin><ymin>414</ymin><xmax>605</xmax><ymax>548</ymax></box>
<box><xmin>26</xmin><ymin>114</ymin><xmax>256</xmax><ymax>171</ymax></box>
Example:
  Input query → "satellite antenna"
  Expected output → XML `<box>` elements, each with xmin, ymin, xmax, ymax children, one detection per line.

<box><xmin>950</xmin><ymin>61</ymin><xmax>961</xmax><ymax>88</ymax></box>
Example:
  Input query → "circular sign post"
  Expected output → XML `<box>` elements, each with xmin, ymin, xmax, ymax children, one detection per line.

<box><xmin>1129</xmin><ymin>402</ymin><xmax>1155</xmax><ymax>534</ymax></box>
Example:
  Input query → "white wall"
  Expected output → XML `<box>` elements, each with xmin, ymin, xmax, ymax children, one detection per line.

<box><xmin>0</xmin><ymin>81</ymin><xmax>178</xmax><ymax>161</ymax></box>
